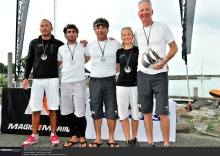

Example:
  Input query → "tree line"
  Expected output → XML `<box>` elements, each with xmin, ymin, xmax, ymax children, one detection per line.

<box><xmin>0</xmin><ymin>55</ymin><xmax>28</xmax><ymax>75</ymax></box>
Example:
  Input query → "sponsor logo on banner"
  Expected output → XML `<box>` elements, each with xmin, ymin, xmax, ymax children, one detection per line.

<box><xmin>7</xmin><ymin>123</ymin><xmax>70</xmax><ymax>132</ymax></box>
<box><xmin>128</xmin><ymin>111</ymin><xmax>171</xmax><ymax>121</ymax></box>
<box><xmin>91</xmin><ymin>111</ymin><xmax>171</xmax><ymax>120</ymax></box>
<box><xmin>8</xmin><ymin>95</ymin><xmax>69</xmax><ymax>133</ymax></box>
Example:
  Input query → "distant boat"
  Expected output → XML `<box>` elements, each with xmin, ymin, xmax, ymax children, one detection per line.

<box><xmin>197</xmin><ymin>58</ymin><xmax>211</xmax><ymax>80</ymax></box>
<box><xmin>209</xmin><ymin>89</ymin><xmax>220</xmax><ymax>98</ymax></box>
<box><xmin>197</xmin><ymin>76</ymin><xmax>210</xmax><ymax>80</ymax></box>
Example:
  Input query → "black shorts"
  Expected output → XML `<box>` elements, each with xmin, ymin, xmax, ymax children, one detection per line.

<box><xmin>137</xmin><ymin>71</ymin><xmax>169</xmax><ymax>115</ymax></box>
<box><xmin>89</xmin><ymin>76</ymin><xmax>118</xmax><ymax>119</ymax></box>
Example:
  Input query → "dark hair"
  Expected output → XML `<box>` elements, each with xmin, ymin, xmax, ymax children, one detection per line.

<box><xmin>93</xmin><ymin>18</ymin><xmax>109</xmax><ymax>29</ymax></box>
<box><xmin>63</xmin><ymin>24</ymin><xmax>79</xmax><ymax>34</ymax></box>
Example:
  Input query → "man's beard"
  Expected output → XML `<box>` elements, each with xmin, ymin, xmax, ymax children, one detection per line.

<box><xmin>42</xmin><ymin>33</ymin><xmax>50</xmax><ymax>36</ymax></box>
<box><xmin>68</xmin><ymin>38</ymin><xmax>76</xmax><ymax>42</ymax></box>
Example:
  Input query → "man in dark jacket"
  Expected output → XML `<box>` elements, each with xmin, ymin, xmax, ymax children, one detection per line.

<box><xmin>22</xmin><ymin>19</ymin><xmax>64</xmax><ymax>147</ymax></box>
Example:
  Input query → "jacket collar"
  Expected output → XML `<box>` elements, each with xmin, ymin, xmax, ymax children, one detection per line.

<box><xmin>38</xmin><ymin>34</ymin><xmax>55</xmax><ymax>42</ymax></box>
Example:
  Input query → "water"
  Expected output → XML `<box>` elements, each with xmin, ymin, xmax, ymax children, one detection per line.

<box><xmin>169</xmin><ymin>77</ymin><xmax>220</xmax><ymax>98</ymax></box>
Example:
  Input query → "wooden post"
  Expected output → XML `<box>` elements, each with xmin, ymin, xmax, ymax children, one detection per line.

<box><xmin>193</xmin><ymin>87</ymin><xmax>198</xmax><ymax>97</ymax></box>
<box><xmin>7</xmin><ymin>52</ymin><xmax>12</xmax><ymax>88</ymax></box>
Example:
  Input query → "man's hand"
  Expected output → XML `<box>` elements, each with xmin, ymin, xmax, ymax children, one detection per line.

<box><xmin>80</xmin><ymin>40</ymin><xmax>88</xmax><ymax>47</ymax></box>
<box><xmin>153</xmin><ymin>58</ymin><xmax>167</xmax><ymax>70</ymax></box>
<box><xmin>22</xmin><ymin>79</ymin><xmax>29</xmax><ymax>90</ymax></box>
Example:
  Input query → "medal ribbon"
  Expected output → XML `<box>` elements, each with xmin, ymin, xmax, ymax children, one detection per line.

<box><xmin>67</xmin><ymin>43</ymin><xmax>77</xmax><ymax>60</ymax></box>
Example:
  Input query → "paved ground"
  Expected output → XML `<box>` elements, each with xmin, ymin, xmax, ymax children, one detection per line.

<box><xmin>0</xmin><ymin>132</ymin><xmax>220</xmax><ymax>147</ymax></box>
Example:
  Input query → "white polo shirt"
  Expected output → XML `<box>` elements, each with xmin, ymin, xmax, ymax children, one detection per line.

<box><xmin>85</xmin><ymin>39</ymin><xmax>121</xmax><ymax>78</ymax></box>
<box><xmin>58</xmin><ymin>42</ymin><xmax>86</xmax><ymax>82</ymax></box>
<box><xmin>134</xmin><ymin>21</ymin><xmax>175</xmax><ymax>75</ymax></box>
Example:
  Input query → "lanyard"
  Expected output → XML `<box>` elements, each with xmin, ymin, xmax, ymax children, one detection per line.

<box><xmin>123</xmin><ymin>47</ymin><xmax>133</xmax><ymax>67</ymax></box>
<box><xmin>67</xmin><ymin>43</ymin><xmax>77</xmax><ymax>60</ymax></box>
<box><xmin>42</xmin><ymin>40</ymin><xmax>51</xmax><ymax>55</ymax></box>
<box><xmin>143</xmin><ymin>22</ymin><xmax>153</xmax><ymax>46</ymax></box>
<box><xmin>97</xmin><ymin>40</ymin><xmax>108</xmax><ymax>56</ymax></box>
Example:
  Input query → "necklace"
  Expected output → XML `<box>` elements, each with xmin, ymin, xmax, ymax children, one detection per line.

<box><xmin>97</xmin><ymin>39</ymin><xmax>108</xmax><ymax>62</ymax></box>
<box><xmin>123</xmin><ymin>47</ymin><xmax>133</xmax><ymax>73</ymax></box>
<box><xmin>67</xmin><ymin>43</ymin><xmax>77</xmax><ymax>65</ymax></box>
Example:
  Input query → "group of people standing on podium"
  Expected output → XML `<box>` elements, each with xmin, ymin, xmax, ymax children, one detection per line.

<box><xmin>21</xmin><ymin>0</ymin><xmax>178</xmax><ymax>148</ymax></box>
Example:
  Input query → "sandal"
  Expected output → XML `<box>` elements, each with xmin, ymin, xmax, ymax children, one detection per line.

<box><xmin>63</xmin><ymin>140</ymin><xmax>79</xmax><ymax>147</ymax></box>
<box><xmin>79</xmin><ymin>141</ymin><xmax>87</xmax><ymax>147</ymax></box>
<box><xmin>107</xmin><ymin>142</ymin><xmax>119</xmax><ymax>147</ymax></box>
<box><xmin>89</xmin><ymin>141</ymin><xmax>102</xmax><ymax>147</ymax></box>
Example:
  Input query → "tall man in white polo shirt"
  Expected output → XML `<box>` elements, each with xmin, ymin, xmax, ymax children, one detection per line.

<box><xmin>58</xmin><ymin>24</ymin><xmax>89</xmax><ymax>147</ymax></box>
<box><xmin>85</xmin><ymin>18</ymin><xmax>121</xmax><ymax>147</ymax></box>
<box><xmin>134</xmin><ymin>0</ymin><xmax>178</xmax><ymax>147</ymax></box>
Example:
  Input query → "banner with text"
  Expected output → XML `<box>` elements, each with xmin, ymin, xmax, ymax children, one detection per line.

<box><xmin>15</xmin><ymin>0</ymin><xmax>30</xmax><ymax>81</ymax></box>
<box><xmin>1</xmin><ymin>88</ymin><xmax>70</xmax><ymax>137</ymax></box>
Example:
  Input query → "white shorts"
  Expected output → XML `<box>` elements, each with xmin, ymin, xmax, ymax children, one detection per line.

<box><xmin>29</xmin><ymin>78</ymin><xmax>59</xmax><ymax>112</ymax></box>
<box><xmin>116</xmin><ymin>86</ymin><xmax>141</xmax><ymax>120</ymax></box>
<box><xmin>60</xmin><ymin>80</ymin><xmax>86</xmax><ymax>117</ymax></box>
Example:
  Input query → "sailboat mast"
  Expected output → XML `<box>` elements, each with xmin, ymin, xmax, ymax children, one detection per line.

<box><xmin>201</xmin><ymin>58</ymin><xmax>204</xmax><ymax>75</ymax></box>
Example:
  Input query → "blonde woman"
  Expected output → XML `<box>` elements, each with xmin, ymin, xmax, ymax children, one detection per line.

<box><xmin>116</xmin><ymin>27</ymin><xmax>140</xmax><ymax>147</ymax></box>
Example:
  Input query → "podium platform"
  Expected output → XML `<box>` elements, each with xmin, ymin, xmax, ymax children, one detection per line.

<box><xmin>85</xmin><ymin>99</ymin><xmax>176</xmax><ymax>142</ymax></box>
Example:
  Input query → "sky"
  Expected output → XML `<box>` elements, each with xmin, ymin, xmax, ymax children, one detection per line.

<box><xmin>0</xmin><ymin>0</ymin><xmax>220</xmax><ymax>75</ymax></box>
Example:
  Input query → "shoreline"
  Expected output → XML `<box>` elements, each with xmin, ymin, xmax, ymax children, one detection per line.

<box><xmin>168</xmin><ymin>74</ymin><xmax>220</xmax><ymax>80</ymax></box>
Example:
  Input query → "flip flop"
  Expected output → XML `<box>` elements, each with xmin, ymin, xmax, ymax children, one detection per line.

<box><xmin>89</xmin><ymin>141</ymin><xmax>102</xmax><ymax>147</ymax></box>
<box><xmin>63</xmin><ymin>140</ymin><xmax>79</xmax><ymax>147</ymax></box>
<box><xmin>107</xmin><ymin>142</ymin><xmax>119</xmax><ymax>147</ymax></box>
<box><xmin>79</xmin><ymin>141</ymin><xmax>87</xmax><ymax>147</ymax></box>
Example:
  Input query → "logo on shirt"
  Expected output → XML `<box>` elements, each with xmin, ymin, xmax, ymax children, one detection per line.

<box><xmin>37</xmin><ymin>44</ymin><xmax>43</xmax><ymax>48</ymax></box>
<box><xmin>119</xmin><ymin>54</ymin><xmax>125</xmax><ymax>59</ymax></box>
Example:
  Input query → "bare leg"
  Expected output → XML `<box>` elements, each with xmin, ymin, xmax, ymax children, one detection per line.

<box><xmin>107</xmin><ymin>119</ymin><xmax>119</xmax><ymax>147</ymax></box>
<box><xmin>63</xmin><ymin>135</ymin><xmax>78</xmax><ymax>147</ymax></box>
<box><xmin>131</xmin><ymin>119</ymin><xmax>139</xmax><ymax>139</ymax></box>
<box><xmin>159</xmin><ymin>115</ymin><xmax>170</xmax><ymax>146</ymax></box>
<box><xmin>32</xmin><ymin>111</ymin><xmax>41</xmax><ymax>134</ymax></box>
<box><xmin>89</xmin><ymin>118</ymin><xmax>102</xmax><ymax>147</ymax></box>
<box><xmin>144</xmin><ymin>113</ymin><xmax>153</xmax><ymax>143</ymax></box>
<box><xmin>71</xmin><ymin>135</ymin><xmax>78</xmax><ymax>142</ymax></box>
<box><xmin>49</xmin><ymin>110</ymin><xmax>57</xmax><ymax>133</ymax></box>
<box><xmin>121</xmin><ymin>118</ymin><xmax>130</xmax><ymax>140</ymax></box>
<box><xmin>79</xmin><ymin>137</ymin><xmax>87</xmax><ymax>147</ymax></box>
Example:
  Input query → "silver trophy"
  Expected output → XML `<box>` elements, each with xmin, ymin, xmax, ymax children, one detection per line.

<box><xmin>141</xmin><ymin>47</ymin><xmax>165</xmax><ymax>69</ymax></box>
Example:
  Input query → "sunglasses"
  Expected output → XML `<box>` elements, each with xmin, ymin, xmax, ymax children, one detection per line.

<box><xmin>138</xmin><ymin>0</ymin><xmax>151</xmax><ymax>5</ymax></box>
<box><xmin>94</xmin><ymin>23</ymin><xmax>107</xmax><ymax>28</ymax></box>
